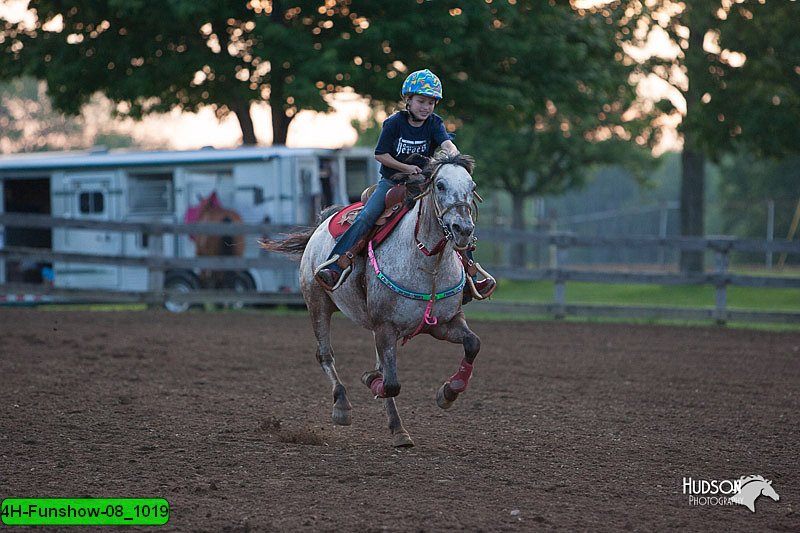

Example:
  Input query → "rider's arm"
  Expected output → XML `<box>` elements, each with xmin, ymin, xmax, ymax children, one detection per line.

<box><xmin>375</xmin><ymin>153</ymin><xmax>422</xmax><ymax>175</ymax></box>
<box><xmin>439</xmin><ymin>139</ymin><xmax>458</xmax><ymax>156</ymax></box>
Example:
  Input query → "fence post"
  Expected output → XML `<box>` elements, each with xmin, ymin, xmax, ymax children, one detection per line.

<box><xmin>658</xmin><ymin>201</ymin><xmax>669</xmax><ymax>265</ymax></box>
<box><xmin>147</xmin><ymin>232</ymin><xmax>164</xmax><ymax>306</ymax></box>
<box><xmin>766</xmin><ymin>199</ymin><xmax>775</xmax><ymax>270</ymax></box>
<box><xmin>552</xmin><ymin>235</ymin><xmax>568</xmax><ymax>319</ymax></box>
<box><xmin>712</xmin><ymin>239</ymin><xmax>732</xmax><ymax>326</ymax></box>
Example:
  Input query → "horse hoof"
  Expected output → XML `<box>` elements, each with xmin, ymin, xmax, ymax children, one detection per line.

<box><xmin>332</xmin><ymin>407</ymin><xmax>352</xmax><ymax>426</ymax></box>
<box><xmin>392</xmin><ymin>431</ymin><xmax>414</xmax><ymax>448</ymax></box>
<box><xmin>436</xmin><ymin>383</ymin><xmax>457</xmax><ymax>410</ymax></box>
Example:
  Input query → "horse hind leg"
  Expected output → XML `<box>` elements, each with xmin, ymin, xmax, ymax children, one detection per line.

<box><xmin>308</xmin><ymin>286</ymin><xmax>352</xmax><ymax>425</ymax></box>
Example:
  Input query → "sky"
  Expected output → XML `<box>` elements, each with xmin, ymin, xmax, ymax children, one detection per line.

<box><xmin>127</xmin><ymin>92</ymin><xmax>372</xmax><ymax>150</ymax></box>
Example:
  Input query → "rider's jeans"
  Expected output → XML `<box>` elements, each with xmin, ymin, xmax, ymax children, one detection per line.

<box><xmin>325</xmin><ymin>177</ymin><xmax>395</xmax><ymax>270</ymax></box>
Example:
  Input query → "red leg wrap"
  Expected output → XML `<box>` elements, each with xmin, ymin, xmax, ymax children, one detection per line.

<box><xmin>370</xmin><ymin>377</ymin><xmax>386</xmax><ymax>398</ymax></box>
<box><xmin>448</xmin><ymin>359</ymin><xmax>473</xmax><ymax>393</ymax></box>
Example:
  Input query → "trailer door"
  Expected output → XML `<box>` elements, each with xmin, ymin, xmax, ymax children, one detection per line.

<box><xmin>54</xmin><ymin>174</ymin><xmax>122</xmax><ymax>289</ymax></box>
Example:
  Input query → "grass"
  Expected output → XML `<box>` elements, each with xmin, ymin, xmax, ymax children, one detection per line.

<box><xmin>491</xmin><ymin>279</ymin><xmax>800</xmax><ymax>312</ymax></box>
<box><xmin>12</xmin><ymin>280</ymin><xmax>798</xmax><ymax>331</ymax></box>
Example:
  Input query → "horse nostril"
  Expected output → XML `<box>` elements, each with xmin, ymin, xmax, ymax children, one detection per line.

<box><xmin>451</xmin><ymin>223</ymin><xmax>473</xmax><ymax>237</ymax></box>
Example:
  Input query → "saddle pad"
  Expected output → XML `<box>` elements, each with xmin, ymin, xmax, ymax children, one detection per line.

<box><xmin>328</xmin><ymin>202</ymin><xmax>364</xmax><ymax>239</ymax></box>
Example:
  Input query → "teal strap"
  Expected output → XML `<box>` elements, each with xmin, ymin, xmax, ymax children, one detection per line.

<box><xmin>368</xmin><ymin>240</ymin><xmax>465</xmax><ymax>301</ymax></box>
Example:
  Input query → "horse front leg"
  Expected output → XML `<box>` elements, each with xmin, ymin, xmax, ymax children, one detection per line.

<box><xmin>362</xmin><ymin>326</ymin><xmax>414</xmax><ymax>447</ymax></box>
<box><xmin>429</xmin><ymin>311</ymin><xmax>481</xmax><ymax>409</ymax></box>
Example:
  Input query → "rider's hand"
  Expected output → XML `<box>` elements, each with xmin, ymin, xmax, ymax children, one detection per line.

<box><xmin>406</xmin><ymin>164</ymin><xmax>422</xmax><ymax>175</ymax></box>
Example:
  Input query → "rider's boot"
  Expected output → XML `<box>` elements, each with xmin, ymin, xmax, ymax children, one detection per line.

<box><xmin>314</xmin><ymin>237</ymin><xmax>368</xmax><ymax>291</ymax></box>
<box><xmin>458</xmin><ymin>249</ymin><xmax>497</xmax><ymax>305</ymax></box>
<box><xmin>462</xmin><ymin>276</ymin><xmax>497</xmax><ymax>305</ymax></box>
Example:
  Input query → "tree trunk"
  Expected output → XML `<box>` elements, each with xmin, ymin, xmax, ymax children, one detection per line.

<box><xmin>510</xmin><ymin>193</ymin><xmax>526</xmax><ymax>268</ymax></box>
<box><xmin>679</xmin><ymin>5</ymin><xmax>709</xmax><ymax>274</ymax></box>
<box><xmin>680</xmin><ymin>145</ymin><xmax>705</xmax><ymax>273</ymax></box>
<box><xmin>231</xmin><ymin>100</ymin><xmax>257</xmax><ymax>146</ymax></box>
<box><xmin>271</xmin><ymin>109</ymin><xmax>293</xmax><ymax>146</ymax></box>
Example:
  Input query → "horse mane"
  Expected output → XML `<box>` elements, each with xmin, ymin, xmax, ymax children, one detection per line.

<box><xmin>427</xmin><ymin>152</ymin><xmax>475</xmax><ymax>176</ymax></box>
<box><xmin>739</xmin><ymin>474</ymin><xmax>769</xmax><ymax>485</ymax></box>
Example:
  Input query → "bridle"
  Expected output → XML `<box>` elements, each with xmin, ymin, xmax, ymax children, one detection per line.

<box><xmin>413</xmin><ymin>163</ymin><xmax>481</xmax><ymax>254</ymax></box>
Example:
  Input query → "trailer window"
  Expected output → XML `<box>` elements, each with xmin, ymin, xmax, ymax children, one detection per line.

<box><xmin>345</xmin><ymin>158</ymin><xmax>370</xmax><ymax>203</ymax></box>
<box><xmin>128</xmin><ymin>173</ymin><xmax>174</xmax><ymax>214</ymax></box>
<box><xmin>79</xmin><ymin>191</ymin><xmax>105</xmax><ymax>214</ymax></box>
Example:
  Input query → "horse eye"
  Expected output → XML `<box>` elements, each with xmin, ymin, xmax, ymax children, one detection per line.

<box><xmin>436</xmin><ymin>182</ymin><xmax>445</xmax><ymax>191</ymax></box>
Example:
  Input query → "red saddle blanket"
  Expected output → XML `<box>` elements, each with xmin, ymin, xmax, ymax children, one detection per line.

<box><xmin>328</xmin><ymin>202</ymin><xmax>364</xmax><ymax>239</ymax></box>
<box><xmin>327</xmin><ymin>201</ymin><xmax>412</xmax><ymax>247</ymax></box>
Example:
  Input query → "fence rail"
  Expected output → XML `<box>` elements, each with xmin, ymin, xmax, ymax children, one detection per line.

<box><xmin>1</xmin><ymin>213</ymin><xmax>798</xmax><ymax>324</ymax></box>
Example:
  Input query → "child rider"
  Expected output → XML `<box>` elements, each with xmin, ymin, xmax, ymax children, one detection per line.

<box><xmin>314</xmin><ymin>68</ymin><xmax>495</xmax><ymax>302</ymax></box>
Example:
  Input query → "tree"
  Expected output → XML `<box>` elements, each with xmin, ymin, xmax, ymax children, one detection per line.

<box><xmin>0</xmin><ymin>76</ymin><xmax>84</xmax><ymax>153</ymax></box>
<box><xmin>0</xmin><ymin>1</ymin><xmax>364</xmax><ymax>145</ymax></box>
<box><xmin>607</xmin><ymin>0</ymin><xmax>800</xmax><ymax>271</ymax></box>
<box><xmin>0</xmin><ymin>76</ymin><xmax>134</xmax><ymax>153</ymax></box>
<box><xmin>348</xmin><ymin>2</ymin><xmax>655</xmax><ymax>266</ymax></box>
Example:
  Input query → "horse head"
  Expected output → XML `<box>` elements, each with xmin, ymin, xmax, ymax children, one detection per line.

<box><xmin>732</xmin><ymin>475</ymin><xmax>780</xmax><ymax>512</ymax></box>
<box><xmin>760</xmin><ymin>479</ymin><xmax>780</xmax><ymax>502</ymax></box>
<box><xmin>414</xmin><ymin>153</ymin><xmax>479</xmax><ymax>251</ymax></box>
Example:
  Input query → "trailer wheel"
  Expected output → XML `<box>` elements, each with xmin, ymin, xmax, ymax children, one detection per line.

<box><xmin>226</xmin><ymin>272</ymin><xmax>256</xmax><ymax>310</ymax></box>
<box><xmin>164</xmin><ymin>272</ymin><xmax>199</xmax><ymax>313</ymax></box>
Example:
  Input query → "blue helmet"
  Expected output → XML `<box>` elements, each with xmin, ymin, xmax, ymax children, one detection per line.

<box><xmin>401</xmin><ymin>69</ymin><xmax>443</xmax><ymax>101</ymax></box>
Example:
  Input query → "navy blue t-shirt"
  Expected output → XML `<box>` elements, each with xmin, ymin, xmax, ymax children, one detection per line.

<box><xmin>374</xmin><ymin>111</ymin><xmax>451</xmax><ymax>180</ymax></box>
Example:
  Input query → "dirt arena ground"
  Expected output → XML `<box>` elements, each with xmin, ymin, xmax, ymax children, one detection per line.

<box><xmin>1</xmin><ymin>308</ymin><xmax>798</xmax><ymax>532</ymax></box>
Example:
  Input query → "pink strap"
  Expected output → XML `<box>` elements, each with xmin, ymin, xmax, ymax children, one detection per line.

<box><xmin>401</xmin><ymin>299</ymin><xmax>438</xmax><ymax>345</ymax></box>
<box><xmin>367</xmin><ymin>240</ymin><xmax>380</xmax><ymax>274</ymax></box>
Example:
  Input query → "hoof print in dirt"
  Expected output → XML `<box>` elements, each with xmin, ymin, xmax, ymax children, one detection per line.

<box><xmin>260</xmin><ymin>416</ymin><xmax>327</xmax><ymax>446</ymax></box>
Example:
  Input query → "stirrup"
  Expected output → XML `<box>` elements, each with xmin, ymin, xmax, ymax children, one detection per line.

<box><xmin>466</xmin><ymin>262</ymin><xmax>496</xmax><ymax>300</ymax></box>
<box><xmin>314</xmin><ymin>256</ymin><xmax>352</xmax><ymax>291</ymax></box>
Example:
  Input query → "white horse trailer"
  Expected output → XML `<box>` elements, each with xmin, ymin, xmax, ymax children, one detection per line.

<box><xmin>0</xmin><ymin>146</ymin><xmax>378</xmax><ymax>303</ymax></box>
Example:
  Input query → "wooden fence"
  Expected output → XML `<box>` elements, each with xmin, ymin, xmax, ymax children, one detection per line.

<box><xmin>1</xmin><ymin>213</ymin><xmax>799</xmax><ymax>324</ymax></box>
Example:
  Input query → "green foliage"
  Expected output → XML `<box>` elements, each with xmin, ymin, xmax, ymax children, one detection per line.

<box><xmin>611</xmin><ymin>0</ymin><xmax>800</xmax><ymax>158</ymax></box>
<box><xmin>708</xmin><ymin>1</ymin><xmax>800</xmax><ymax>159</ymax></box>
<box><xmin>1</xmin><ymin>1</ymin><xmax>364</xmax><ymax>144</ymax></box>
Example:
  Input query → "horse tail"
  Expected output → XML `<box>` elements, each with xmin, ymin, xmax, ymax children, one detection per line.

<box><xmin>258</xmin><ymin>229</ymin><xmax>315</xmax><ymax>258</ymax></box>
<box><xmin>259</xmin><ymin>204</ymin><xmax>345</xmax><ymax>259</ymax></box>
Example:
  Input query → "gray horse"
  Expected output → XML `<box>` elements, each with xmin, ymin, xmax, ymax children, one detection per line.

<box><xmin>261</xmin><ymin>153</ymin><xmax>483</xmax><ymax>447</ymax></box>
